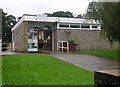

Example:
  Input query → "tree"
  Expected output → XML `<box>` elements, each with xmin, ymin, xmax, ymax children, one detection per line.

<box><xmin>76</xmin><ymin>14</ymin><xmax>83</xmax><ymax>18</ymax></box>
<box><xmin>85</xmin><ymin>2</ymin><xmax>120</xmax><ymax>43</ymax></box>
<box><xmin>2</xmin><ymin>12</ymin><xmax>16</xmax><ymax>43</ymax></box>
<box><xmin>17</xmin><ymin>16</ymin><xmax>22</xmax><ymax>20</ymax></box>
<box><xmin>46</xmin><ymin>11</ymin><xmax>74</xmax><ymax>18</ymax></box>
<box><xmin>44</xmin><ymin>13</ymin><xmax>52</xmax><ymax>17</ymax></box>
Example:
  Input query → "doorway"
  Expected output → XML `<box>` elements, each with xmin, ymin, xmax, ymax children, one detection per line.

<box><xmin>38</xmin><ymin>30</ymin><xmax>52</xmax><ymax>51</ymax></box>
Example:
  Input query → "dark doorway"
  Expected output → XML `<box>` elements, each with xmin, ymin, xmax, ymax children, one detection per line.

<box><xmin>38</xmin><ymin>30</ymin><xmax>52</xmax><ymax>51</ymax></box>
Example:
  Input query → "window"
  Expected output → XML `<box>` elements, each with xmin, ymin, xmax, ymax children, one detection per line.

<box><xmin>59</xmin><ymin>23</ymin><xmax>69</xmax><ymax>28</ymax></box>
<box><xmin>70</xmin><ymin>24</ymin><xmax>80</xmax><ymax>28</ymax></box>
<box><xmin>28</xmin><ymin>43</ymin><xmax>37</xmax><ymax>48</ymax></box>
<box><xmin>81</xmin><ymin>25</ymin><xmax>90</xmax><ymax>28</ymax></box>
<box><xmin>28</xmin><ymin>28</ymin><xmax>38</xmax><ymax>39</ymax></box>
<box><xmin>28</xmin><ymin>28</ymin><xmax>38</xmax><ymax>51</ymax></box>
<box><xmin>34</xmin><ymin>33</ymin><xmax>37</xmax><ymax>36</ymax></box>
<box><xmin>28</xmin><ymin>33</ymin><xmax>33</xmax><ymax>39</ymax></box>
<box><xmin>29</xmin><ymin>29</ymin><xmax>34</xmax><ymax>32</ymax></box>
<box><xmin>92</xmin><ymin>25</ymin><xmax>98</xmax><ymax>28</ymax></box>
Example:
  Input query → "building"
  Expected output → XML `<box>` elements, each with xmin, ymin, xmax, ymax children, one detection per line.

<box><xmin>11</xmin><ymin>14</ymin><xmax>118</xmax><ymax>52</ymax></box>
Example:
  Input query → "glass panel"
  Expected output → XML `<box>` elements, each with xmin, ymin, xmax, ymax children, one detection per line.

<box><xmin>92</xmin><ymin>25</ymin><xmax>98</xmax><ymax>28</ymax></box>
<box><xmin>59</xmin><ymin>23</ymin><xmax>69</xmax><ymax>28</ymax></box>
<box><xmin>63</xmin><ymin>42</ymin><xmax>67</xmax><ymax>47</ymax></box>
<box><xmin>28</xmin><ymin>43</ymin><xmax>37</xmax><ymax>48</ymax></box>
<box><xmin>81</xmin><ymin>25</ymin><xmax>90</xmax><ymax>28</ymax></box>
<box><xmin>70</xmin><ymin>24</ymin><xmax>80</xmax><ymax>28</ymax></box>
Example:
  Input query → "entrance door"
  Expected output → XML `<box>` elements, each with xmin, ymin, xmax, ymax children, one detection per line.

<box><xmin>38</xmin><ymin>30</ymin><xmax>52</xmax><ymax>51</ymax></box>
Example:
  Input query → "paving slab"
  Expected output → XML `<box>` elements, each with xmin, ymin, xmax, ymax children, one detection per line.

<box><xmin>50</xmin><ymin>53</ymin><xmax>119</xmax><ymax>72</ymax></box>
<box><xmin>1</xmin><ymin>51</ymin><xmax>23</xmax><ymax>55</ymax></box>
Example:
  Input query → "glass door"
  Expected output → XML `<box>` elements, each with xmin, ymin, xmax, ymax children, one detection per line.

<box><xmin>38</xmin><ymin>30</ymin><xmax>52</xmax><ymax>51</ymax></box>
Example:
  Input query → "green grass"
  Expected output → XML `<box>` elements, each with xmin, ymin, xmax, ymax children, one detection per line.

<box><xmin>74</xmin><ymin>50</ymin><xmax>119</xmax><ymax>60</ymax></box>
<box><xmin>2</xmin><ymin>54</ymin><xmax>94</xmax><ymax>85</ymax></box>
<box><xmin>0</xmin><ymin>56</ymin><xmax>2</xmax><ymax>86</ymax></box>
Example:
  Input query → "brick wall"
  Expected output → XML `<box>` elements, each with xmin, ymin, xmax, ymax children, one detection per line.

<box><xmin>56</xmin><ymin>29</ymin><xmax>118</xmax><ymax>51</ymax></box>
<box><xmin>12</xmin><ymin>21</ymin><xmax>28</xmax><ymax>52</ymax></box>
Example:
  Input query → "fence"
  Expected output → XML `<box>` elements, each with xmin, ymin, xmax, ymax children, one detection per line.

<box><xmin>2</xmin><ymin>43</ymin><xmax>12</xmax><ymax>51</ymax></box>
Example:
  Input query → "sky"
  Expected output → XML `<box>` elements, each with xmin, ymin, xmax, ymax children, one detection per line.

<box><xmin>0</xmin><ymin>0</ymin><xmax>91</xmax><ymax>18</ymax></box>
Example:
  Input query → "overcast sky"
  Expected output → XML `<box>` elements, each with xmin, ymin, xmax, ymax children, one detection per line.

<box><xmin>0</xmin><ymin>0</ymin><xmax>90</xmax><ymax>18</ymax></box>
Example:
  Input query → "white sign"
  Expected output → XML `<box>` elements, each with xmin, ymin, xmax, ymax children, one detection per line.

<box><xmin>36</xmin><ymin>14</ymin><xmax>47</xmax><ymax>21</ymax></box>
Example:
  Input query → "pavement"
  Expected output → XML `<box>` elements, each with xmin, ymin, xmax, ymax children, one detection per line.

<box><xmin>50</xmin><ymin>53</ymin><xmax>119</xmax><ymax>72</ymax></box>
<box><xmin>1</xmin><ymin>51</ymin><xmax>23</xmax><ymax>55</ymax></box>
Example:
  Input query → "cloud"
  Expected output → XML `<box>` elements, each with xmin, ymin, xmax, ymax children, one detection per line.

<box><xmin>0</xmin><ymin>0</ymin><xmax>90</xmax><ymax>17</ymax></box>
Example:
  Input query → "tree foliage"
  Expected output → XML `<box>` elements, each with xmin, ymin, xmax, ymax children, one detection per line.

<box><xmin>2</xmin><ymin>12</ymin><xmax>16</xmax><ymax>43</ymax></box>
<box><xmin>76</xmin><ymin>14</ymin><xmax>83</xmax><ymax>18</ymax></box>
<box><xmin>45</xmin><ymin>11</ymin><xmax>74</xmax><ymax>18</ymax></box>
<box><xmin>85</xmin><ymin>2</ymin><xmax>120</xmax><ymax>42</ymax></box>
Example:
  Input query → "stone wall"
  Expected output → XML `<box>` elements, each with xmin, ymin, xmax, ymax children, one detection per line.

<box><xmin>12</xmin><ymin>21</ymin><xmax>28</xmax><ymax>52</ymax></box>
<box><xmin>56</xmin><ymin>29</ymin><xmax>118</xmax><ymax>51</ymax></box>
<box><xmin>94</xmin><ymin>70</ymin><xmax>120</xmax><ymax>86</ymax></box>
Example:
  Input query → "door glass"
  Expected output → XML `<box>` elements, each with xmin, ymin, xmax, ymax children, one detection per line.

<box><xmin>38</xmin><ymin>31</ymin><xmax>44</xmax><ymax>49</ymax></box>
<box><xmin>38</xmin><ymin>30</ymin><xmax>52</xmax><ymax>51</ymax></box>
<box><xmin>46</xmin><ymin>31</ymin><xmax>52</xmax><ymax>50</ymax></box>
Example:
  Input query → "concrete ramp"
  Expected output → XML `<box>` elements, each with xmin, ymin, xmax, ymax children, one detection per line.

<box><xmin>51</xmin><ymin>53</ymin><xmax>119</xmax><ymax>72</ymax></box>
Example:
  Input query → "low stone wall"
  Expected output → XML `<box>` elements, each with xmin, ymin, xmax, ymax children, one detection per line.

<box><xmin>94</xmin><ymin>69</ymin><xmax>120</xmax><ymax>86</ymax></box>
<box><xmin>2</xmin><ymin>43</ymin><xmax>12</xmax><ymax>51</ymax></box>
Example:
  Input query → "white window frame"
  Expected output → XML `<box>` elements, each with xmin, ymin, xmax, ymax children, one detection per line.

<box><xmin>57</xmin><ymin>41</ymin><xmax>69</xmax><ymax>52</ymax></box>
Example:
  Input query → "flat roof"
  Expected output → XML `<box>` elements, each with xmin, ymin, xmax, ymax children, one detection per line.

<box><xmin>11</xmin><ymin>14</ymin><xmax>100</xmax><ymax>31</ymax></box>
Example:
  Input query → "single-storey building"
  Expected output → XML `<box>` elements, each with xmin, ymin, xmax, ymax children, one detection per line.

<box><xmin>11</xmin><ymin>14</ymin><xmax>118</xmax><ymax>52</ymax></box>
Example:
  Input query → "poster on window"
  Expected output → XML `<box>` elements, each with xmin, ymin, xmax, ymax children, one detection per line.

<box><xmin>39</xmin><ymin>31</ymin><xmax>42</xmax><ymax>39</ymax></box>
<box><xmin>42</xmin><ymin>36</ymin><xmax>44</xmax><ymax>40</ymax></box>
<box><xmin>42</xmin><ymin>31</ymin><xmax>44</xmax><ymax>36</ymax></box>
<box><xmin>39</xmin><ymin>35</ymin><xmax>41</xmax><ymax>39</ymax></box>
<box><xmin>48</xmin><ymin>36</ymin><xmax>50</xmax><ymax>40</ymax></box>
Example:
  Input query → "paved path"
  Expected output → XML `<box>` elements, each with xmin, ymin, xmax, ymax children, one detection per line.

<box><xmin>1</xmin><ymin>51</ymin><xmax>23</xmax><ymax>55</ymax></box>
<box><xmin>51</xmin><ymin>53</ymin><xmax>119</xmax><ymax>72</ymax></box>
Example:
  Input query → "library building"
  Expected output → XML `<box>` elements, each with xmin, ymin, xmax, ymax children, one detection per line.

<box><xmin>11</xmin><ymin>14</ymin><xmax>118</xmax><ymax>52</ymax></box>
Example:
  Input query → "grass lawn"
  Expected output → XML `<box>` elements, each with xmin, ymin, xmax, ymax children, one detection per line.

<box><xmin>2</xmin><ymin>54</ymin><xmax>94</xmax><ymax>85</ymax></box>
<box><xmin>0</xmin><ymin>56</ymin><xmax>2</xmax><ymax>86</ymax></box>
<box><xmin>74</xmin><ymin>50</ymin><xmax>119</xmax><ymax>61</ymax></box>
